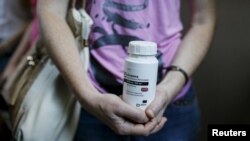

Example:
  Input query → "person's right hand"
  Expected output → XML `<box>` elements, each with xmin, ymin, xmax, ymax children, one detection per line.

<box><xmin>82</xmin><ymin>93</ymin><xmax>167</xmax><ymax>136</ymax></box>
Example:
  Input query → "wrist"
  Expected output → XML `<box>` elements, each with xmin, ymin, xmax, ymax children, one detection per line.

<box><xmin>158</xmin><ymin>71</ymin><xmax>186</xmax><ymax>100</ymax></box>
<box><xmin>75</xmin><ymin>84</ymin><xmax>101</xmax><ymax>109</ymax></box>
<box><xmin>166</xmin><ymin>66</ymin><xmax>189</xmax><ymax>85</ymax></box>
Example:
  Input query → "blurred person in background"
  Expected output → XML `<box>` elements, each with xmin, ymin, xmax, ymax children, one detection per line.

<box><xmin>0</xmin><ymin>0</ymin><xmax>31</xmax><ymax>74</ymax></box>
<box><xmin>0</xmin><ymin>0</ymin><xmax>37</xmax><ymax>140</ymax></box>
<box><xmin>0</xmin><ymin>0</ymin><xmax>39</xmax><ymax>86</ymax></box>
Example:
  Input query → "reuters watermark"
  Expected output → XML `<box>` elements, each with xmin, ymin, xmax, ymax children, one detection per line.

<box><xmin>208</xmin><ymin>125</ymin><xmax>249</xmax><ymax>141</ymax></box>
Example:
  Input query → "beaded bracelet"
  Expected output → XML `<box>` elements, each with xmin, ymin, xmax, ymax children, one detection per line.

<box><xmin>166</xmin><ymin>65</ymin><xmax>189</xmax><ymax>85</ymax></box>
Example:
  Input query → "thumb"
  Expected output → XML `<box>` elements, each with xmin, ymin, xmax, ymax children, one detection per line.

<box><xmin>116</xmin><ymin>102</ymin><xmax>149</xmax><ymax>123</ymax></box>
<box><xmin>146</xmin><ymin>93</ymin><xmax>168</xmax><ymax>119</ymax></box>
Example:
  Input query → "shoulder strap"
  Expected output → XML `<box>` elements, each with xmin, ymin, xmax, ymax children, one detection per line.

<box><xmin>71</xmin><ymin>0</ymin><xmax>86</xmax><ymax>9</ymax></box>
<box><xmin>67</xmin><ymin>0</ymin><xmax>92</xmax><ymax>71</ymax></box>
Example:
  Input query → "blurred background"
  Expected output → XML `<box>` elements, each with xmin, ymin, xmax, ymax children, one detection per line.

<box><xmin>181</xmin><ymin>0</ymin><xmax>250</xmax><ymax>140</ymax></box>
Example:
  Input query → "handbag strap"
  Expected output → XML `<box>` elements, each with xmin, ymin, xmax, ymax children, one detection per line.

<box><xmin>71</xmin><ymin>0</ymin><xmax>86</xmax><ymax>9</ymax></box>
<box><xmin>68</xmin><ymin>0</ymin><xmax>92</xmax><ymax>71</ymax></box>
<box><xmin>68</xmin><ymin>0</ymin><xmax>92</xmax><ymax>39</ymax></box>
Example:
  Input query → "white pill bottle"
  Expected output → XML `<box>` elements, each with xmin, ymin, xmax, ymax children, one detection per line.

<box><xmin>123</xmin><ymin>41</ymin><xmax>158</xmax><ymax>110</ymax></box>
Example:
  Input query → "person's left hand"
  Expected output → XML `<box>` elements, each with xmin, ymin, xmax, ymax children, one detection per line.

<box><xmin>145</xmin><ymin>71</ymin><xmax>185</xmax><ymax>132</ymax></box>
<box><xmin>145</xmin><ymin>84</ymin><xmax>171</xmax><ymax>129</ymax></box>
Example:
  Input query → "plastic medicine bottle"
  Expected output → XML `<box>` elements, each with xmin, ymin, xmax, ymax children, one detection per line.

<box><xmin>122</xmin><ymin>41</ymin><xmax>158</xmax><ymax>110</ymax></box>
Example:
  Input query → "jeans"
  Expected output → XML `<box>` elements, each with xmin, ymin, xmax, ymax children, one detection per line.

<box><xmin>74</xmin><ymin>86</ymin><xmax>201</xmax><ymax>141</ymax></box>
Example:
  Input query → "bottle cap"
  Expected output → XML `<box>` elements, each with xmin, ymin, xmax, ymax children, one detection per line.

<box><xmin>128</xmin><ymin>41</ymin><xmax>157</xmax><ymax>55</ymax></box>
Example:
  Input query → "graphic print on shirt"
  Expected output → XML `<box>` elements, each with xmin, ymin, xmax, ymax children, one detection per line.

<box><xmin>90</xmin><ymin>0</ymin><xmax>164</xmax><ymax>95</ymax></box>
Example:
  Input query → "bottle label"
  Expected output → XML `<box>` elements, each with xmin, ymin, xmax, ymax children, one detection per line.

<box><xmin>123</xmin><ymin>62</ymin><xmax>158</xmax><ymax>110</ymax></box>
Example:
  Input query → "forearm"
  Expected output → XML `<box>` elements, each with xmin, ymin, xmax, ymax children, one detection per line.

<box><xmin>160</xmin><ymin>0</ymin><xmax>216</xmax><ymax>99</ymax></box>
<box><xmin>38</xmin><ymin>3</ymin><xmax>98</xmax><ymax>105</ymax></box>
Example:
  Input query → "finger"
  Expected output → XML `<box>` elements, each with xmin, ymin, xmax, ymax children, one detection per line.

<box><xmin>121</xmin><ymin>118</ymin><xmax>158</xmax><ymax>136</ymax></box>
<box><xmin>156</xmin><ymin>109</ymin><xmax>165</xmax><ymax>123</ymax></box>
<box><xmin>145</xmin><ymin>109</ymin><xmax>154</xmax><ymax>119</ymax></box>
<box><xmin>151</xmin><ymin>117</ymin><xmax>167</xmax><ymax>134</ymax></box>
<box><xmin>146</xmin><ymin>93</ymin><xmax>167</xmax><ymax>119</ymax></box>
<box><xmin>116</xmin><ymin>102</ymin><xmax>149</xmax><ymax>123</ymax></box>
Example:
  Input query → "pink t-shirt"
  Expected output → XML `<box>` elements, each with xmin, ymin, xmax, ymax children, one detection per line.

<box><xmin>86</xmin><ymin>0</ymin><xmax>191</xmax><ymax>100</ymax></box>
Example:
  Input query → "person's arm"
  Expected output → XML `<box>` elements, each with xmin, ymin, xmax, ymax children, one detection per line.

<box><xmin>146</xmin><ymin>0</ymin><xmax>216</xmax><ymax>120</ymax></box>
<box><xmin>37</xmin><ymin>0</ymin><xmax>164</xmax><ymax>135</ymax></box>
